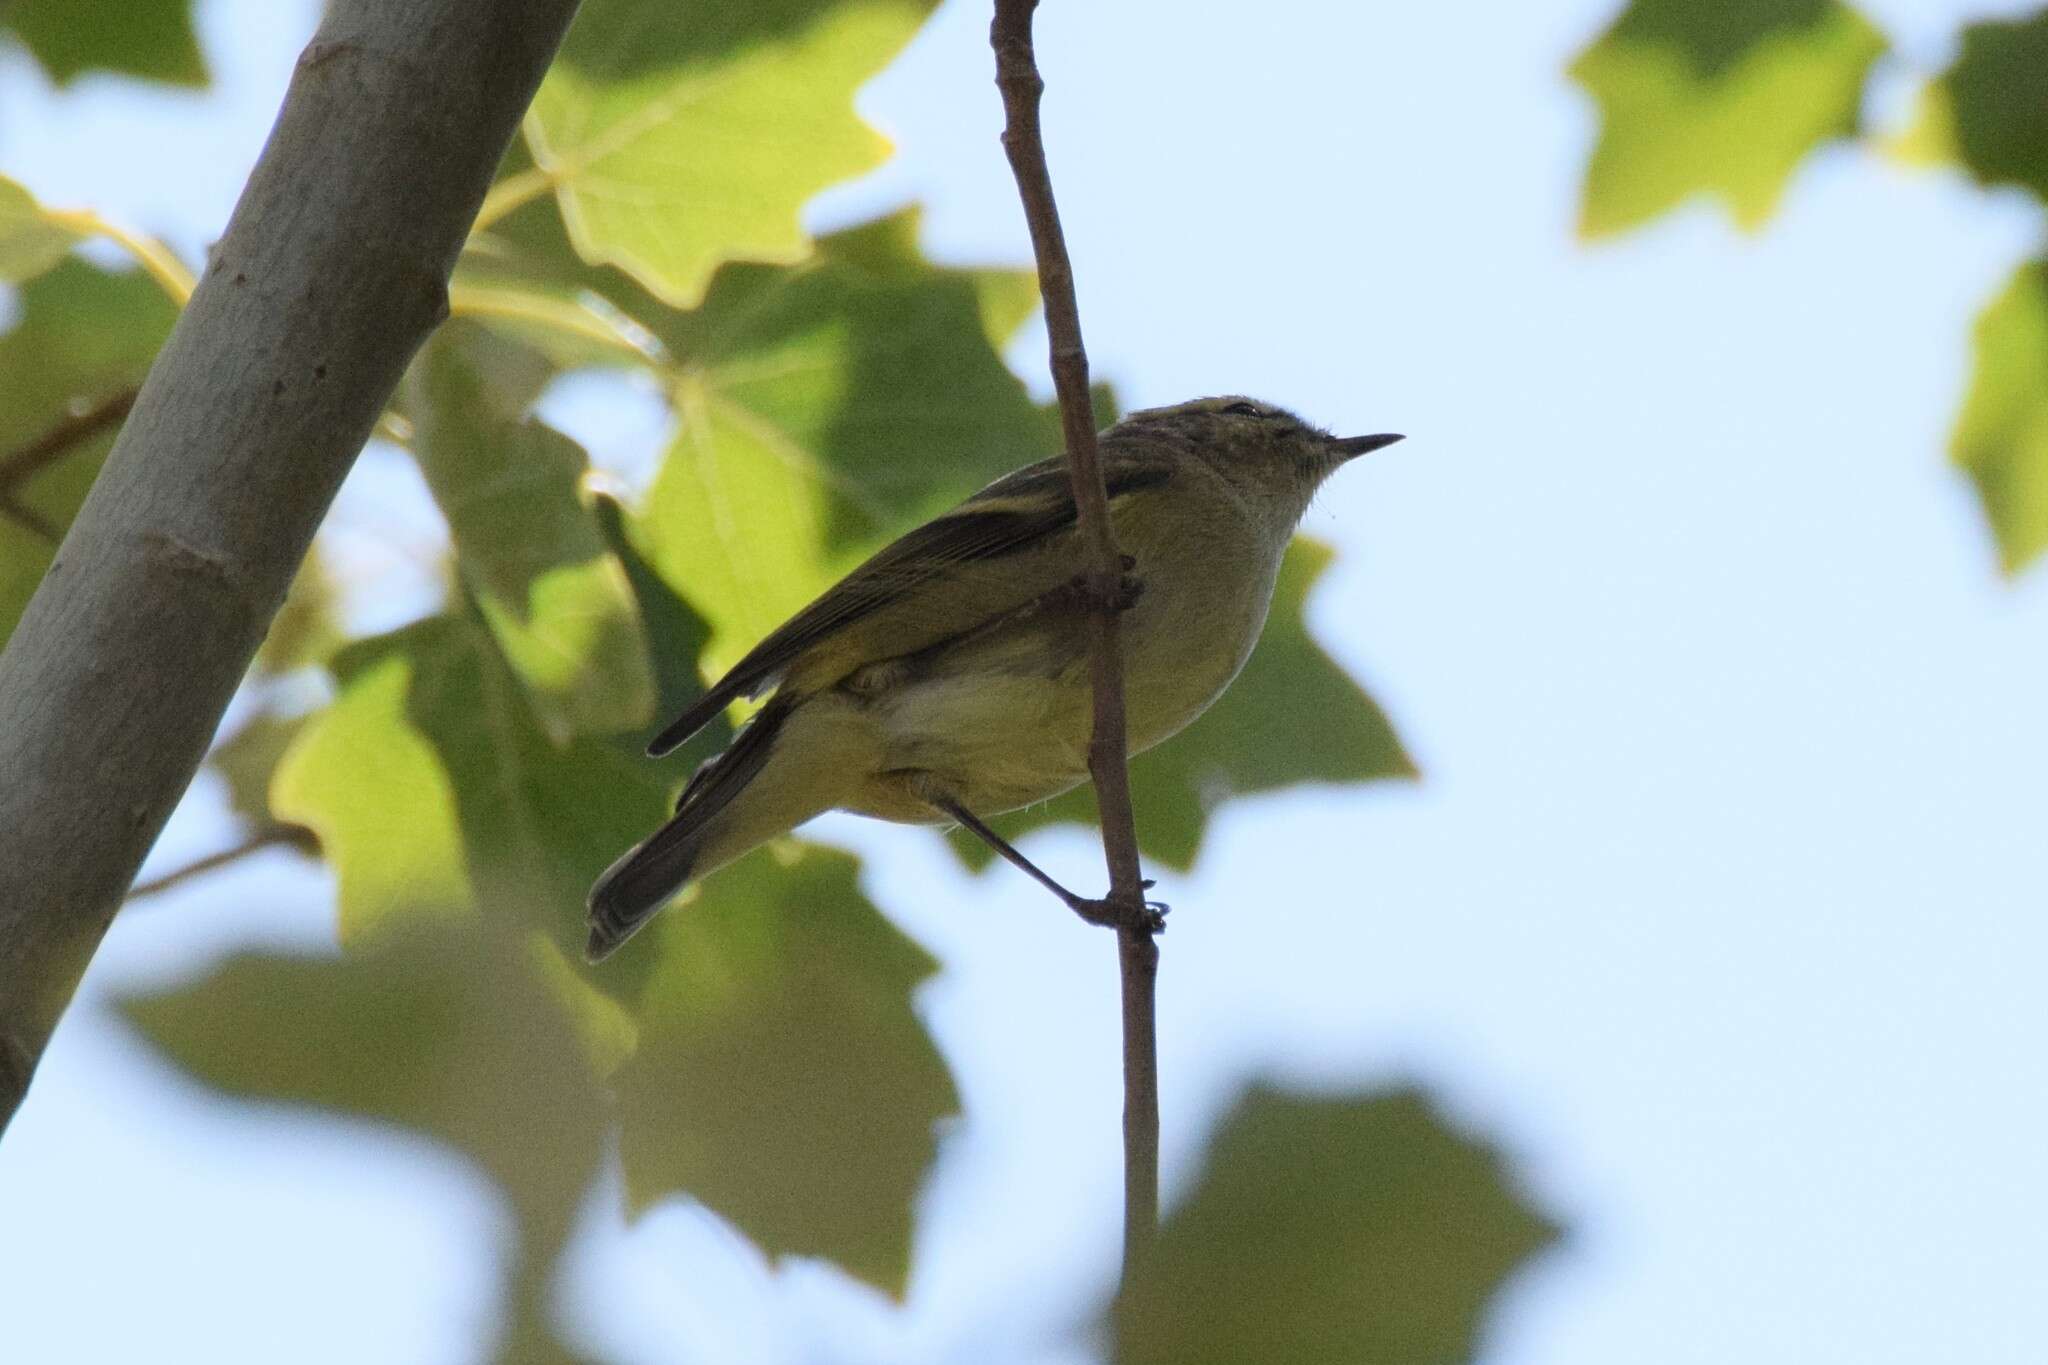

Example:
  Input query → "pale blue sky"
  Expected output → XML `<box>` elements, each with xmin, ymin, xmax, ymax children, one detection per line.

<box><xmin>4</xmin><ymin>1</ymin><xmax>2045</xmax><ymax>1362</ymax></box>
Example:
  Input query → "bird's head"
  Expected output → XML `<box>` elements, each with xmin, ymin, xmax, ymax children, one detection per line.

<box><xmin>1109</xmin><ymin>396</ymin><xmax>1402</xmax><ymax>514</ymax></box>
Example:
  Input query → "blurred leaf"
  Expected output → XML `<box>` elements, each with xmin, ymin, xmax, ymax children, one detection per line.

<box><xmin>210</xmin><ymin>711</ymin><xmax>312</xmax><ymax>833</ymax></box>
<box><xmin>405</xmin><ymin>322</ymin><xmax>655</xmax><ymax>739</ymax></box>
<box><xmin>524</xmin><ymin>0</ymin><xmax>939</xmax><ymax>307</ymax></box>
<box><xmin>0</xmin><ymin>260</ymin><xmax>177</xmax><ymax>647</ymax></box>
<box><xmin>1114</xmin><ymin>1084</ymin><xmax>1559</xmax><ymax>1365</ymax></box>
<box><xmin>614</xmin><ymin>842</ymin><xmax>957</xmax><ymax>1296</ymax></box>
<box><xmin>274</xmin><ymin>611</ymin><xmax>670</xmax><ymax>948</ymax></box>
<box><xmin>0</xmin><ymin>174</ymin><xmax>84</xmax><ymax>281</ymax></box>
<box><xmin>632</xmin><ymin>208</ymin><xmax>1057</xmax><ymax>674</ymax></box>
<box><xmin>952</xmin><ymin>538</ymin><xmax>1415</xmax><ymax>872</ymax></box>
<box><xmin>1908</xmin><ymin>11</ymin><xmax>2048</xmax><ymax>201</ymax></box>
<box><xmin>591</xmin><ymin>491</ymin><xmax>738</xmax><ymax>781</ymax></box>
<box><xmin>449</xmin><ymin>251</ymin><xmax>660</xmax><ymax>371</ymax></box>
<box><xmin>1884</xmin><ymin>85</ymin><xmax>1959</xmax><ymax>169</ymax></box>
<box><xmin>1571</xmin><ymin>0</ymin><xmax>1886</xmax><ymax>237</ymax></box>
<box><xmin>1953</xmin><ymin>257</ymin><xmax>2048</xmax><ymax>576</ymax></box>
<box><xmin>255</xmin><ymin>548</ymin><xmax>343</xmax><ymax>675</ymax></box>
<box><xmin>121</xmin><ymin>921</ymin><xmax>605</xmax><ymax>1360</ymax></box>
<box><xmin>2</xmin><ymin>0</ymin><xmax>207</xmax><ymax>87</ymax></box>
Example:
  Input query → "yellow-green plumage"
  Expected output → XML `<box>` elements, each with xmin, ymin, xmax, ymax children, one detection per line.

<box><xmin>587</xmin><ymin>396</ymin><xmax>1400</xmax><ymax>959</ymax></box>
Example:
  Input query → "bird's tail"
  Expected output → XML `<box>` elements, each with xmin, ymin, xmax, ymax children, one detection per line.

<box><xmin>586</xmin><ymin>695</ymin><xmax>798</xmax><ymax>961</ymax></box>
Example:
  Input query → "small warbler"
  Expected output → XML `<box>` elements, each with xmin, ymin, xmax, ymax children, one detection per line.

<box><xmin>587</xmin><ymin>396</ymin><xmax>1400</xmax><ymax>960</ymax></box>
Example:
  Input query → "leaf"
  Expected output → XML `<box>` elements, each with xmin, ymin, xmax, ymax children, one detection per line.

<box><xmin>591</xmin><ymin>491</ymin><xmax>738</xmax><ymax>779</ymax></box>
<box><xmin>524</xmin><ymin>0</ymin><xmax>939</xmax><ymax>307</ymax></box>
<box><xmin>0</xmin><ymin>260</ymin><xmax>178</xmax><ymax>647</ymax></box>
<box><xmin>449</xmin><ymin>252</ymin><xmax>660</xmax><ymax>371</ymax></box>
<box><xmin>950</xmin><ymin>538</ymin><xmax>1416</xmax><ymax>872</ymax></box>
<box><xmin>1952</xmin><ymin>258</ymin><xmax>2048</xmax><ymax>576</ymax></box>
<box><xmin>273</xmin><ymin>611</ymin><xmax>670</xmax><ymax>948</ymax></box>
<box><xmin>1114</xmin><ymin>1084</ymin><xmax>1559</xmax><ymax>1365</ymax></box>
<box><xmin>630</xmin><ymin>208</ymin><xmax>1058</xmax><ymax>674</ymax></box>
<box><xmin>1570</xmin><ymin>0</ymin><xmax>1887</xmax><ymax>237</ymax></box>
<box><xmin>120</xmin><ymin>921</ymin><xmax>608</xmax><ymax>1360</ymax></box>
<box><xmin>1</xmin><ymin>0</ymin><xmax>207</xmax><ymax>87</ymax></box>
<box><xmin>404</xmin><ymin>322</ymin><xmax>656</xmax><ymax>739</ymax></box>
<box><xmin>613</xmin><ymin>842</ymin><xmax>958</xmax><ymax>1296</ymax></box>
<box><xmin>255</xmin><ymin>548</ymin><xmax>343</xmax><ymax>676</ymax></box>
<box><xmin>210</xmin><ymin>711</ymin><xmax>313</xmax><ymax>833</ymax></box>
<box><xmin>1908</xmin><ymin>11</ymin><xmax>2048</xmax><ymax>202</ymax></box>
<box><xmin>0</xmin><ymin>174</ymin><xmax>85</xmax><ymax>282</ymax></box>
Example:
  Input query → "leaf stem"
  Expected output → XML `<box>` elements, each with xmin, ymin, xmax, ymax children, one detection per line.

<box><xmin>0</xmin><ymin>388</ymin><xmax>141</xmax><ymax>540</ymax></box>
<box><xmin>47</xmin><ymin>209</ymin><xmax>198</xmax><ymax>304</ymax></box>
<box><xmin>471</xmin><ymin>161</ymin><xmax>555</xmax><ymax>235</ymax></box>
<box><xmin>990</xmin><ymin>0</ymin><xmax>1161</xmax><ymax>1289</ymax></box>
<box><xmin>126</xmin><ymin>824</ymin><xmax>318</xmax><ymax>902</ymax></box>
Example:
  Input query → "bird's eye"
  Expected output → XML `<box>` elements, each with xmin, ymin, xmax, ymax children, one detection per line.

<box><xmin>1222</xmin><ymin>401</ymin><xmax>1264</xmax><ymax>417</ymax></box>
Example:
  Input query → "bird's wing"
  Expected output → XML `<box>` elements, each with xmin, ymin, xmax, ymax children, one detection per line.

<box><xmin>646</xmin><ymin>450</ymin><xmax>1176</xmax><ymax>756</ymax></box>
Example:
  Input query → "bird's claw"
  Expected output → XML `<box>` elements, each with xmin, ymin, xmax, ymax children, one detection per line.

<box><xmin>1068</xmin><ymin>891</ymin><xmax>1168</xmax><ymax>935</ymax></box>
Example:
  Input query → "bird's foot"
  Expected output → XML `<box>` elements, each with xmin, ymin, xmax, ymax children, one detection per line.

<box><xmin>1067</xmin><ymin>880</ymin><xmax>1167</xmax><ymax>934</ymax></box>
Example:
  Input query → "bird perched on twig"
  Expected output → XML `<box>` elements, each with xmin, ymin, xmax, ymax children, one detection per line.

<box><xmin>586</xmin><ymin>396</ymin><xmax>1401</xmax><ymax>960</ymax></box>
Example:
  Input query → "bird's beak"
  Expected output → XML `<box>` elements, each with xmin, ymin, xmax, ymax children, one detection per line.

<box><xmin>1330</xmin><ymin>432</ymin><xmax>1405</xmax><ymax>461</ymax></box>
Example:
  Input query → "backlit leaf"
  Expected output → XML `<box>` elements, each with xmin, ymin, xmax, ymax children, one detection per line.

<box><xmin>121</xmin><ymin>922</ymin><xmax>607</xmax><ymax>1361</ymax></box>
<box><xmin>614</xmin><ymin>842</ymin><xmax>957</xmax><ymax>1297</ymax></box>
<box><xmin>1571</xmin><ymin>0</ymin><xmax>1886</xmax><ymax>236</ymax></box>
<box><xmin>1952</xmin><ymin>258</ymin><xmax>2048</xmax><ymax>576</ymax></box>
<box><xmin>2</xmin><ymin>0</ymin><xmax>206</xmax><ymax>88</ymax></box>
<box><xmin>1907</xmin><ymin>11</ymin><xmax>2048</xmax><ymax>202</ymax></box>
<box><xmin>254</xmin><ymin>549</ymin><xmax>343</xmax><ymax>676</ymax></box>
<box><xmin>524</xmin><ymin>0</ymin><xmax>939</xmax><ymax>307</ymax></box>
<box><xmin>1114</xmin><ymin>1084</ymin><xmax>1559</xmax><ymax>1365</ymax></box>
<box><xmin>629</xmin><ymin>209</ymin><xmax>1057</xmax><ymax>676</ymax></box>
<box><xmin>405</xmin><ymin>323</ymin><xmax>655</xmax><ymax>739</ymax></box>
<box><xmin>273</xmin><ymin>611</ymin><xmax>670</xmax><ymax>948</ymax></box>
<box><xmin>209</xmin><ymin>711</ymin><xmax>313</xmax><ymax>834</ymax></box>
<box><xmin>0</xmin><ymin>174</ymin><xmax>84</xmax><ymax>282</ymax></box>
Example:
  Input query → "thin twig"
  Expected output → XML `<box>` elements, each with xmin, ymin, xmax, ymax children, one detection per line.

<box><xmin>0</xmin><ymin>492</ymin><xmax>59</xmax><ymax>542</ymax></box>
<box><xmin>0</xmin><ymin>389</ymin><xmax>140</xmax><ymax>541</ymax></box>
<box><xmin>0</xmin><ymin>388</ymin><xmax>139</xmax><ymax>494</ymax></box>
<box><xmin>125</xmin><ymin>823</ymin><xmax>318</xmax><ymax>902</ymax></box>
<box><xmin>990</xmin><ymin>0</ymin><xmax>1161</xmax><ymax>1289</ymax></box>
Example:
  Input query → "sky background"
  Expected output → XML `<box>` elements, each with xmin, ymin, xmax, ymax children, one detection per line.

<box><xmin>4</xmin><ymin>0</ymin><xmax>2046</xmax><ymax>1361</ymax></box>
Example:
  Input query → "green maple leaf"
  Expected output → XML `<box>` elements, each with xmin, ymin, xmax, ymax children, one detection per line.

<box><xmin>522</xmin><ymin>0</ymin><xmax>939</xmax><ymax>307</ymax></box>
<box><xmin>1571</xmin><ymin>0</ymin><xmax>1887</xmax><ymax>236</ymax></box>
<box><xmin>624</xmin><ymin>208</ymin><xmax>1059</xmax><ymax>678</ymax></box>
<box><xmin>1114</xmin><ymin>1084</ymin><xmax>1559</xmax><ymax>1365</ymax></box>
<box><xmin>1899</xmin><ymin>11</ymin><xmax>2048</xmax><ymax>203</ymax></box>
<box><xmin>1952</xmin><ymin>258</ymin><xmax>2048</xmax><ymax>576</ymax></box>
<box><xmin>613</xmin><ymin>841</ymin><xmax>958</xmax><ymax>1297</ymax></box>
<box><xmin>121</xmin><ymin>922</ymin><xmax>608</xmax><ymax>1362</ymax></box>
<box><xmin>2</xmin><ymin>0</ymin><xmax>206</xmax><ymax>87</ymax></box>
<box><xmin>404</xmin><ymin>322</ymin><xmax>656</xmax><ymax>739</ymax></box>
<box><xmin>272</xmin><ymin>610</ymin><xmax>669</xmax><ymax>949</ymax></box>
<box><xmin>0</xmin><ymin>174</ymin><xmax>86</xmax><ymax>281</ymax></box>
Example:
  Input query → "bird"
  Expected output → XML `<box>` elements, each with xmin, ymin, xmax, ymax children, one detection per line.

<box><xmin>586</xmin><ymin>396</ymin><xmax>1401</xmax><ymax>960</ymax></box>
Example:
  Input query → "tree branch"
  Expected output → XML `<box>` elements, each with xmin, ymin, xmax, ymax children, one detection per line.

<box><xmin>0</xmin><ymin>387</ymin><xmax>138</xmax><ymax>493</ymax></box>
<box><xmin>125</xmin><ymin>823</ymin><xmax>319</xmax><ymax>902</ymax></box>
<box><xmin>990</xmin><ymin>0</ymin><xmax>1162</xmax><ymax>1288</ymax></box>
<box><xmin>0</xmin><ymin>0</ymin><xmax>584</xmax><ymax>1138</ymax></box>
<box><xmin>0</xmin><ymin>387</ymin><xmax>140</xmax><ymax>541</ymax></box>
